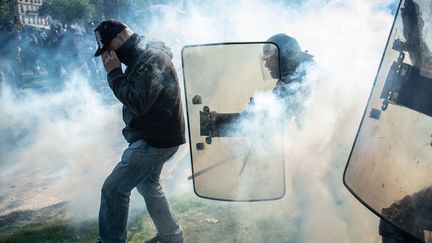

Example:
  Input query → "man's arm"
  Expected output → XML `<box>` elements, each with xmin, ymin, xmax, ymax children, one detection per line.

<box><xmin>102</xmin><ymin>50</ymin><xmax>165</xmax><ymax>115</ymax></box>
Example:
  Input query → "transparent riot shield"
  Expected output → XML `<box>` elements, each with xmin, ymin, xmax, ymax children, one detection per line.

<box><xmin>344</xmin><ymin>0</ymin><xmax>432</xmax><ymax>241</ymax></box>
<box><xmin>182</xmin><ymin>43</ymin><xmax>285</xmax><ymax>201</ymax></box>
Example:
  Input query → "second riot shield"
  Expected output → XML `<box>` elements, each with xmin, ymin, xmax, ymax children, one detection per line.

<box><xmin>344</xmin><ymin>0</ymin><xmax>432</xmax><ymax>241</ymax></box>
<box><xmin>182</xmin><ymin>42</ymin><xmax>285</xmax><ymax>201</ymax></box>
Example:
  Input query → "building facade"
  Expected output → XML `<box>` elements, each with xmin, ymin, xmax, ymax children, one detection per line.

<box><xmin>8</xmin><ymin>0</ymin><xmax>49</xmax><ymax>28</ymax></box>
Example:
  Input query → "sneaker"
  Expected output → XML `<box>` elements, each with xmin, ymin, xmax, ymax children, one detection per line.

<box><xmin>145</xmin><ymin>235</ymin><xmax>184</xmax><ymax>243</ymax></box>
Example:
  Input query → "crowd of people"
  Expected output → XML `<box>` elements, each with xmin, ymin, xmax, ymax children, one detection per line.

<box><xmin>0</xmin><ymin>22</ymin><xmax>103</xmax><ymax>89</ymax></box>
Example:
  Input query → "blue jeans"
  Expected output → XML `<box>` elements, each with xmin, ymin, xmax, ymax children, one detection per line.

<box><xmin>99</xmin><ymin>139</ymin><xmax>183</xmax><ymax>243</ymax></box>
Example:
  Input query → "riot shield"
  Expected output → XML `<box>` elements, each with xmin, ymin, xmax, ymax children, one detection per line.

<box><xmin>182</xmin><ymin>43</ymin><xmax>285</xmax><ymax>201</ymax></box>
<box><xmin>344</xmin><ymin>0</ymin><xmax>432</xmax><ymax>241</ymax></box>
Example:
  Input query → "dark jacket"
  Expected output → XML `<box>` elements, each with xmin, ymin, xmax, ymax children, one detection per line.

<box><xmin>107</xmin><ymin>34</ymin><xmax>185</xmax><ymax>148</ymax></box>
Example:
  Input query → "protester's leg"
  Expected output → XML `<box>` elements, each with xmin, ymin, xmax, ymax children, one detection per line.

<box><xmin>99</xmin><ymin>140</ymin><xmax>170</xmax><ymax>243</ymax></box>
<box><xmin>136</xmin><ymin>147</ymin><xmax>183</xmax><ymax>243</ymax></box>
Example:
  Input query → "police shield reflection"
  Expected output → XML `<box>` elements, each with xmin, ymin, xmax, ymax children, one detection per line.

<box><xmin>182</xmin><ymin>43</ymin><xmax>285</xmax><ymax>201</ymax></box>
<box><xmin>344</xmin><ymin>0</ymin><xmax>432</xmax><ymax>241</ymax></box>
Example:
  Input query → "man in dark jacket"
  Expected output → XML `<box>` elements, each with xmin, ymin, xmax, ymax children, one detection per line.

<box><xmin>94</xmin><ymin>20</ymin><xmax>185</xmax><ymax>243</ymax></box>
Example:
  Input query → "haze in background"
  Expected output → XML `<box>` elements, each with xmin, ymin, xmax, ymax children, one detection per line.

<box><xmin>0</xmin><ymin>0</ymin><xmax>398</xmax><ymax>242</ymax></box>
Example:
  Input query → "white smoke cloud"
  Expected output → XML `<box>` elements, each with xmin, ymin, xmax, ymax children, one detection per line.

<box><xmin>0</xmin><ymin>0</ymin><xmax>399</xmax><ymax>242</ymax></box>
<box><xmin>138</xmin><ymin>0</ymin><xmax>396</xmax><ymax>242</ymax></box>
<box><xmin>0</xmin><ymin>73</ymin><xmax>125</xmax><ymax>217</ymax></box>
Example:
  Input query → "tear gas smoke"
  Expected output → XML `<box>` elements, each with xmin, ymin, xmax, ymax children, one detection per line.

<box><xmin>140</xmin><ymin>0</ymin><xmax>397</xmax><ymax>242</ymax></box>
<box><xmin>0</xmin><ymin>0</ymin><xmax>398</xmax><ymax>242</ymax></box>
<box><xmin>0</xmin><ymin>73</ymin><xmax>125</xmax><ymax>217</ymax></box>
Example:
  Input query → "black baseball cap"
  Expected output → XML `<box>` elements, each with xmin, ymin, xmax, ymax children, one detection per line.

<box><xmin>93</xmin><ymin>19</ymin><xmax>127</xmax><ymax>57</ymax></box>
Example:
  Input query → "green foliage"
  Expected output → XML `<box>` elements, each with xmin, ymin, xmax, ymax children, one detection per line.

<box><xmin>0</xmin><ymin>0</ymin><xmax>13</xmax><ymax>27</ymax></box>
<box><xmin>116</xmin><ymin>0</ymin><xmax>167</xmax><ymax>30</ymax></box>
<box><xmin>90</xmin><ymin>0</ymin><xmax>104</xmax><ymax>21</ymax></box>
<box><xmin>39</xmin><ymin>0</ymin><xmax>96</xmax><ymax>25</ymax></box>
<box><xmin>36</xmin><ymin>0</ymin><xmax>161</xmax><ymax>27</ymax></box>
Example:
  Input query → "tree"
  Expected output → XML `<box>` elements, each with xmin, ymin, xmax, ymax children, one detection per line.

<box><xmin>103</xmin><ymin>0</ymin><xmax>119</xmax><ymax>20</ymax></box>
<box><xmin>0</xmin><ymin>0</ymin><xmax>13</xmax><ymax>28</ymax></box>
<box><xmin>39</xmin><ymin>0</ymin><xmax>95</xmax><ymax>26</ymax></box>
<box><xmin>89</xmin><ymin>0</ymin><xmax>103</xmax><ymax>21</ymax></box>
<box><xmin>117</xmin><ymin>0</ymin><xmax>166</xmax><ymax>29</ymax></box>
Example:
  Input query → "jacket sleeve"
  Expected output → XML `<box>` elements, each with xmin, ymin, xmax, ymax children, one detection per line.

<box><xmin>107</xmin><ymin>51</ymin><xmax>167</xmax><ymax>115</ymax></box>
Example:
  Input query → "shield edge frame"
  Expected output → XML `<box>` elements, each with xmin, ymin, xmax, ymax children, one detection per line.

<box><xmin>181</xmin><ymin>41</ymin><xmax>286</xmax><ymax>202</ymax></box>
<box><xmin>341</xmin><ymin>0</ymin><xmax>420</xmax><ymax>238</ymax></box>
